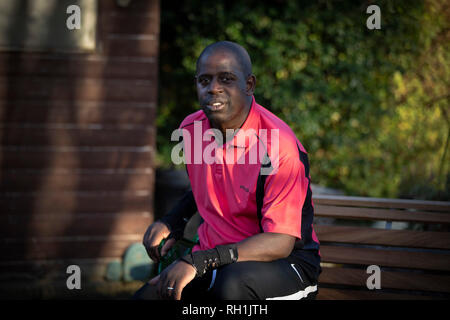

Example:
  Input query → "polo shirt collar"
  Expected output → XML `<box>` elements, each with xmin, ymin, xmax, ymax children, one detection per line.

<box><xmin>203</xmin><ymin>96</ymin><xmax>259</xmax><ymax>149</ymax></box>
<box><xmin>229</xmin><ymin>96</ymin><xmax>259</xmax><ymax>148</ymax></box>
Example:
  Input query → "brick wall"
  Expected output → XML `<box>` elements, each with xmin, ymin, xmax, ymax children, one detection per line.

<box><xmin>0</xmin><ymin>0</ymin><xmax>159</xmax><ymax>294</ymax></box>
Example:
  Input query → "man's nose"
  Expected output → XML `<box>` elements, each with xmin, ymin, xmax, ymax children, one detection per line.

<box><xmin>208</xmin><ymin>78</ymin><xmax>223</xmax><ymax>94</ymax></box>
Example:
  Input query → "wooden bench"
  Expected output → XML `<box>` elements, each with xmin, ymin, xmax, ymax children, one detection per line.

<box><xmin>313</xmin><ymin>195</ymin><xmax>450</xmax><ymax>300</ymax></box>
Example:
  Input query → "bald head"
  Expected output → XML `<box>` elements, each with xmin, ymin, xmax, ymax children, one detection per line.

<box><xmin>194</xmin><ymin>41</ymin><xmax>256</xmax><ymax>133</ymax></box>
<box><xmin>196</xmin><ymin>41</ymin><xmax>252</xmax><ymax>77</ymax></box>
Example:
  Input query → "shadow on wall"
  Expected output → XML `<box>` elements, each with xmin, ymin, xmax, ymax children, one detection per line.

<box><xmin>154</xmin><ymin>168</ymin><xmax>191</xmax><ymax>220</ymax></box>
<box><xmin>0</xmin><ymin>0</ymin><xmax>53</xmax><ymax>268</ymax></box>
<box><xmin>0</xmin><ymin>0</ymin><xmax>158</xmax><ymax>299</ymax></box>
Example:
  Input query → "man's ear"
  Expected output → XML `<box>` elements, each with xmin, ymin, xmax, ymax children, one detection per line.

<box><xmin>246</xmin><ymin>74</ymin><xmax>256</xmax><ymax>96</ymax></box>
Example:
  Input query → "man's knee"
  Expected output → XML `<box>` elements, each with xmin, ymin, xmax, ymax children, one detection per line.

<box><xmin>132</xmin><ymin>283</ymin><xmax>158</xmax><ymax>300</ymax></box>
<box><xmin>209</xmin><ymin>266</ymin><xmax>257</xmax><ymax>300</ymax></box>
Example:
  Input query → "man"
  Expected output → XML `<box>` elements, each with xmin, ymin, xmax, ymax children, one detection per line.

<box><xmin>134</xmin><ymin>41</ymin><xmax>321</xmax><ymax>300</ymax></box>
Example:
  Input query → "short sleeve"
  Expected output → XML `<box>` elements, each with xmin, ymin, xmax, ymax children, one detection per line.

<box><xmin>260</xmin><ymin>153</ymin><xmax>308</xmax><ymax>239</ymax></box>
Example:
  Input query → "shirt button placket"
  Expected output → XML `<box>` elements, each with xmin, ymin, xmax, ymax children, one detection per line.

<box><xmin>214</xmin><ymin>146</ymin><xmax>223</xmax><ymax>176</ymax></box>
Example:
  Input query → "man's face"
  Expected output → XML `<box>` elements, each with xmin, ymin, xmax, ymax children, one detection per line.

<box><xmin>196</xmin><ymin>50</ymin><xmax>251</xmax><ymax>128</ymax></box>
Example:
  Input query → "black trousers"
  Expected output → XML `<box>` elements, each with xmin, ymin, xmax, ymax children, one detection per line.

<box><xmin>133</xmin><ymin>252</ymin><xmax>320</xmax><ymax>300</ymax></box>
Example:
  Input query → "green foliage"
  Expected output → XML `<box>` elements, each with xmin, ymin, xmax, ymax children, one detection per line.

<box><xmin>157</xmin><ymin>0</ymin><xmax>449</xmax><ymax>200</ymax></box>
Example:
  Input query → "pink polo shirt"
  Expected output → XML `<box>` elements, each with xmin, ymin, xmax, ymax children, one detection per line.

<box><xmin>179</xmin><ymin>97</ymin><xmax>318</xmax><ymax>252</ymax></box>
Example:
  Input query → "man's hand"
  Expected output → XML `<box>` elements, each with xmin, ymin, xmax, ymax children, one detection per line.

<box><xmin>148</xmin><ymin>260</ymin><xmax>196</xmax><ymax>300</ymax></box>
<box><xmin>142</xmin><ymin>221</ymin><xmax>176</xmax><ymax>263</ymax></box>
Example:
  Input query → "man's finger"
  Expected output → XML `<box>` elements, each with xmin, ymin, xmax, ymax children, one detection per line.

<box><xmin>166</xmin><ymin>282</ymin><xmax>177</xmax><ymax>300</ymax></box>
<box><xmin>145</xmin><ymin>248</ymin><xmax>156</xmax><ymax>263</ymax></box>
<box><xmin>148</xmin><ymin>274</ymin><xmax>160</xmax><ymax>286</ymax></box>
<box><xmin>161</xmin><ymin>238</ymin><xmax>176</xmax><ymax>257</ymax></box>
<box><xmin>144</xmin><ymin>245</ymin><xmax>154</xmax><ymax>261</ymax></box>
<box><xmin>156</xmin><ymin>272</ymin><xmax>167</xmax><ymax>299</ymax></box>
<box><xmin>143</xmin><ymin>237</ymin><xmax>155</xmax><ymax>259</ymax></box>
<box><xmin>174</xmin><ymin>286</ymin><xmax>182</xmax><ymax>300</ymax></box>
<box><xmin>148</xmin><ymin>246</ymin><xmax>161</xmax><ymax>263</ymax></box>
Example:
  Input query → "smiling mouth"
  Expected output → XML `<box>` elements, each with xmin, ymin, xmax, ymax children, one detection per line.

<box><xmin>205</xmin><ymin>101</ymin><xmax>226</xmax><ymax>111</ymax></box>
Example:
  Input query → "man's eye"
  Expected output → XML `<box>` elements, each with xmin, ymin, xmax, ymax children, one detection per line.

<box><xmin>199</xmin><ymin>78</ymin><xmax>210</xmax><ymax>85</ymax></box>
<box><xmin>220</xmin><ymin>76</ymin><xmax>232</xmax><ymax>82</ymax></box>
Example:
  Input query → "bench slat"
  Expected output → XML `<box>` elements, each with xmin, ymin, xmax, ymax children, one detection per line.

<box><xmin>313</xmin><ymin>195</ymin><xmax>450</xmax><ymax>212</ymax></box>
<box><xmin>319</xmin><ymin>267</ymin><xmax>450</xmax><ymax>293</ymax></box>
<box><xmin>315</xmin><ymin>225</ymin><xmax>450</xmax><ymax>250</ymax></box>
<box><xmin>313</xmin><ymin>195</ymin><xmax>450</xmax><ymax>299</ymax></box>
<box><xmin>320</xmin><ymin>245</ymin><xmax>450</xmax><ymax>271</ymax></box>
<box><xmin>316</xmin><ymin>287</ymin><xmax>435</xmax><ymax>300</ymax></box>
<box><xmin>314</xmin><ymin>205</ymin><xmax>450</xmax><ymax>224</ymax></box>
